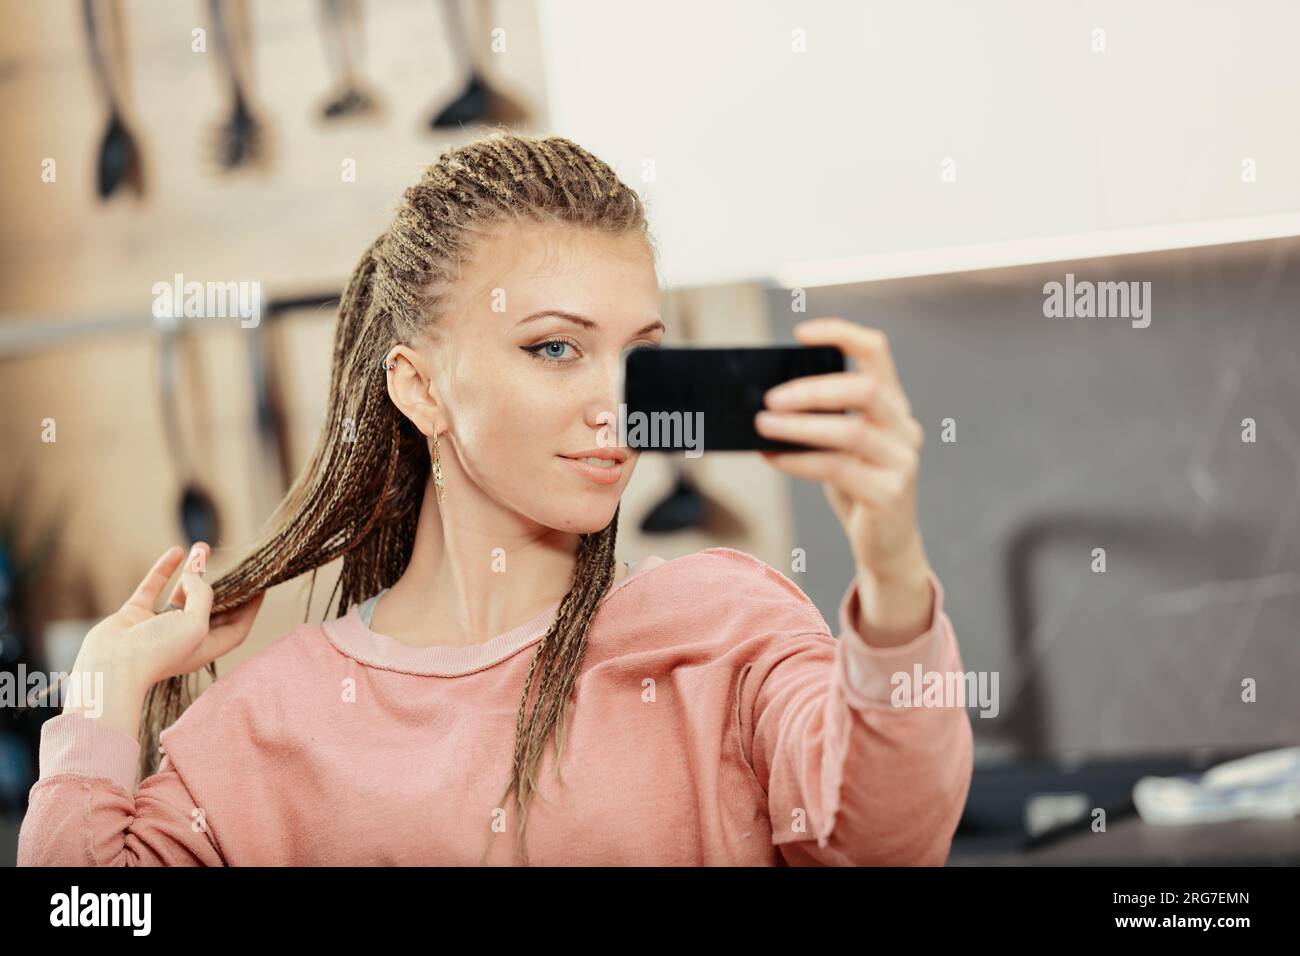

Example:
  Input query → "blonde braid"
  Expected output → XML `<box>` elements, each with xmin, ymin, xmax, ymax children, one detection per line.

<box><xmin>137</xmin><ymin>129</ymin><xmax>652</xmax><ymax>869</ymax></box>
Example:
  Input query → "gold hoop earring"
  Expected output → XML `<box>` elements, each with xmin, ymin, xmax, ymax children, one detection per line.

<box><xmin>432</xmin><ymin>432</ymin><xmax>445</xmax><ymax>504</ymax></box>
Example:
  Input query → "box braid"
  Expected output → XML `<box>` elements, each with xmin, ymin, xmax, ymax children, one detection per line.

<box><xmin>137</xmin><ymin>128</ymin><xmax>654</xmax><ymax>865</ymax></box>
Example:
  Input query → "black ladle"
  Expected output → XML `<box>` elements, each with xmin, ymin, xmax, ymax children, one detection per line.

<box><xmin>318</xmin><ymin>0</ymin><xmax>381</xmax><ymax>120</ymax></box>
<box><xmin>82</xmin><ymin>0</ymin><xmax>144</xmax><ymax>200</ymax></box>
<box><xmin>207</xmin><ymin>0</ymin><xmax>268</xmax><ymax>171</ymax></box>
<box><xmin>156</xmin><ymin>315</ymin><xmax>222</xmax><ymax>548</ymax></box>
<box><xmin>428</xmin><ymin>0</ymin><xmax>527</xmax><ymax>129</ymax></box>
<box><xmin>430</xmin><ymin>70</ymin><xmax>490</xmax><ymax>129</ymax></box>
<box><xmin>639</xmin><ymin>467</ymin><xmax>706</xmax><ymax>534</ymax></box>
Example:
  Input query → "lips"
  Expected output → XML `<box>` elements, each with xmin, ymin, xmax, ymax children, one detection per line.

<box><xmin>558</xmin><ymin>451</ymin><xmax>626</xmax><ymax>485</ymax></box>
<box><xmin>559</xmin><ymin>448</ymin><xmax>629</xmax><ymax>464</ymax></box>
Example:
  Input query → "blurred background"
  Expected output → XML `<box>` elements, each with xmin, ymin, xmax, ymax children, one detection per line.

<box><xmin>2</xmin><ymin>0</ymin><xmax>1298</xmax><ymax>864</ymax></box>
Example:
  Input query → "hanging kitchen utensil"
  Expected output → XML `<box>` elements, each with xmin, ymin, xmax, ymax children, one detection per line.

<box><xmin>82</xmin><ymin>0</ymin><xmax>145</xmax><ymax>200</ymax></box>
<box><xmin>206</xmin><ymin>0</ymin><xmax>270</xmax><ymax>171</ymax></box>
<box><xmin>245</xmin><ymin>313</ymin><xmax>293</xmax><ymax>518</ymax></box>
<box><xmin>428</xmin><ymin>0</ymin><xmax>528</xmax><ymax>129</ymax></box>
<box><xmin>639</xmin><ymin>469</ymin><xmax>707</xmax><ymax>534</ymax></box>
<box><xmin>156</xmin><ymin>313</ymin><xmax>222</xmax><ymax>547</ymax></box>
<box><xmin>316</xmin><ymin>0</ymin><xmax>382</xmax><ymax>120</ymax></box>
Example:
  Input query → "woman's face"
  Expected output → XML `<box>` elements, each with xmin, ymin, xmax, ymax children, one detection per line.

<box><xmin>417</xmin><ymin>219</ymin><xmax>664</xmax><ymax>534</ymax></box>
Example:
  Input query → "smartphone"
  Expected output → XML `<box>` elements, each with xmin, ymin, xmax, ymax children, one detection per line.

<box><xmin>621</xmin><ymin>345</ymin><xmax>846</xmax><ymax>453</ymax></box>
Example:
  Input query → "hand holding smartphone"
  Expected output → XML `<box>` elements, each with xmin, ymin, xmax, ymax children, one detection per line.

<box><xmin>622</xmin><ymin>345</ymin><xmax>846</xmax><ymax>453</ymax></box>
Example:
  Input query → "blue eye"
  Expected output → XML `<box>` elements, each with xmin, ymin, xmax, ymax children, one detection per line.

<box><xmin>522</xmin><ymin>339</ymin><xmax>661</xmax><ymax>365</ymax></box>
<box><xmin>522</xmin><ymin>339</ymin><xmax>577</xmax><ymax>364</ymax></box>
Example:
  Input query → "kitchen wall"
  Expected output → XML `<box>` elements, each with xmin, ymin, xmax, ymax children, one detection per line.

<box><xmin>3</xmin><ymin>0</ymin><xmax>1295</xmax><ymax>771</ymax></box>
<box><xmin>778</xmin><ymin>235</ymin><xmax>1300</xmax><ymax>763</ymax></box>
<box><xmin>0</xmin><ymin>0</ymin><xmax>790</xmax><ymax>684</ymax></box>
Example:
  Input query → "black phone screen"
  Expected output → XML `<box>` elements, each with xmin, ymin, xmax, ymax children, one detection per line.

<box><xmin>621</xmin><ymin>345</ymin><xmax>846</xmax><ymax>453</ymax></box>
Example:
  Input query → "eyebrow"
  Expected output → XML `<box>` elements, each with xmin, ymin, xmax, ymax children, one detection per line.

<box><xmin>516</xmin><ymin>310</ymin><xmax>665</xmax><ymax>337</ymax></box>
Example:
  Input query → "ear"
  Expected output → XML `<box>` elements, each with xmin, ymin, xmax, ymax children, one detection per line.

<box><xmin>382</xmin><ymin>344</ymin><xmax>448</xmax><ymax>437</ymax></box>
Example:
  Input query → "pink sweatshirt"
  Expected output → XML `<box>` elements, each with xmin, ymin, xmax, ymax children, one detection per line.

<box><xmin>17</xmin><ymin>547</ymin><xmax>973</xmax><ymax>866</ymax></box>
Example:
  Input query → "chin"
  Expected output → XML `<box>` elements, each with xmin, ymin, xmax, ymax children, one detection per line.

<box><xmin>540</xmin><ymin>498</ymin><xmax>622</xmax><ymax>535</ymax></box>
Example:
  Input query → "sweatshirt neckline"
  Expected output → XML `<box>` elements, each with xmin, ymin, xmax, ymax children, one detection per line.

<box><xmin>322</xmin><ymin>556</ymin><xmax>667</xmax><ymax>676</ymax></box>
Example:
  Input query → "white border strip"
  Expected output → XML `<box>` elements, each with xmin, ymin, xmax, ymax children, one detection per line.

<box><xmin>771</xmin><ymin>214</ymin><xmax>1300</xmax><ymax>289</ymax></box>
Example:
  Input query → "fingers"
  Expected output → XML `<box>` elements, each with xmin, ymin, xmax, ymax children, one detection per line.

<box><xmin>764</xmin><ymin>370</ymin><xmax>911</xmax><ymax>429</ymax></box>
<box><xmin>793</xmin><ymin>318</ymin><xmax>902</xmax><ymax>390</ymax></box>
<box><xmin>761</xmin><ymin>450</ymin><xmax>907</xmax><ymax>508</ymax></box>
<box><xmin>166</xmin><ymin>542</ymin><xmax>210</xmax><ymax>609</ymax></box>
<box><xmin>124</xmin><ymin>545</ymin><xmax>186</xmax><ymax>613</ymax></box>
<box><xmin>755</xmin><ymin>410</ymin><xmax>919</xmax><ymax>467</ymax></box>
<box><xmin>176</xmin><ymin>563</ymin><xmax>214</xmax><ymax>631</ymax></box>
<box><xmin>198</xmin><ymin>591</ymin><xmax>264</xmax><ymax>662</ymax></box>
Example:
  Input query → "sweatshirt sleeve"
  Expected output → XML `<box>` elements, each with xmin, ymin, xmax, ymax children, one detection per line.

<box><xmin>16</xmin><ymin>711</ymin><xmax>225</xmax><ymax>866</ymax></box>
<box><xmin>748</xmin><ymin>569</ymin><xmax>974</xmax><ymax>866</ymax></box>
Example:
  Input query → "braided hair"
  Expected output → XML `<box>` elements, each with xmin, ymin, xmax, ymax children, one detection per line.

<box><xmin>137</xmin><ymin>128</ymin><xmax>656</xmax><ymax>865</ymax></box>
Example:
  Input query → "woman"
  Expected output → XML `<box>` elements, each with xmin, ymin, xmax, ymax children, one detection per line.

<box><xmin>18</xmin><ymin>131</ymin><xmax>972</xmax><ymax>866</ymax></box>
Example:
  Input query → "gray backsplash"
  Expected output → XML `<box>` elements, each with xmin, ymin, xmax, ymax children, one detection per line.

<box><xmin>765</xmin><ymin>237</ymin><xmax>1300</xmax><ymax>764</ymax></box>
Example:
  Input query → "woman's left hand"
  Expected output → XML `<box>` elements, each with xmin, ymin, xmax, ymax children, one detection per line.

<box><xmin>755</xmin><ymin>317</ymin><xmax>935</xmax><ymax>647</ymax></box>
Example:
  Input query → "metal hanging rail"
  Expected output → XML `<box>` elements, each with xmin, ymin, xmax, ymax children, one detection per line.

<box><xmin>0</xmin><ymin>291</ymin><xmax>343</xmax><ymax>359</ymax></box>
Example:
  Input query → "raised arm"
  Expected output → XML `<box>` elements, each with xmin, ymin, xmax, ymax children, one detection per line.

<box><xmin>747</xmin><ymin>570</ymin><xmax>974</xmax><ymax>866</ymax></box>
<box><xmin>18</xmin><ymin>541</ymin><xmax>259</xmax><ymax>867</ymax></box>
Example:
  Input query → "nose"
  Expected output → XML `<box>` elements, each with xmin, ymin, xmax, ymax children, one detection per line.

<box><xmin>583</xmin><ymin>354</ymin><xmax>626</xmax><ymax>436</ymax></box>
